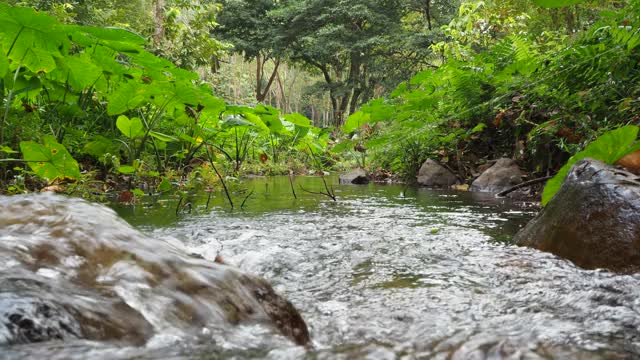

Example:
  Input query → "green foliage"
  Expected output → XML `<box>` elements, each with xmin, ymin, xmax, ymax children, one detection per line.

<box><xmin>532</xmin><ymin>0</ymin><xmax>587</xmax><ymax>8</ymax></box>
<box><xmin>20</xmin><ymin>135</ymin><xmax>80</xmax><ymax>181</ymax></box>
<box><xmin>541</xmin><ymin>125</ymin><xmax>640</xmax><ymax>206</ymax></box>
<box><xmin>0</xmin><ymin>3</ymin><xmax>327</xmax><ymax>194</ymax></box>
<box><xmin>342</xmin><ymin>0</ymin><xmax>640</xmax><ymax>189</ymax></box>
<box><xmin>116</xmin><ymin>115</ymin><xmax>144</xmax><ymax>139</ymax></box>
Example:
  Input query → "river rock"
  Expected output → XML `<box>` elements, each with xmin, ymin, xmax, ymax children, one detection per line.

<box><xmin>470</xmin><ymin>158</ymin><xmax>523</xmax><ymax>193</ymax></box>
<box><xmin>514</xmin><ymin>158</ymin><xmax>640</xmax><ymax>272</ymax></box>
<box><xmin>417</xmin><ymin>159</ymin><xmax>458</xmax><ymax>187</ymax></box>
<box><xmin>339</xmin><ymin>168</ymin><xmax>369</xmax><ymax>184</ymax></box>
<box><xmin>0</xmin><ymin>194</ymin><xmax>309</xmax><ymax>347</ymax></box>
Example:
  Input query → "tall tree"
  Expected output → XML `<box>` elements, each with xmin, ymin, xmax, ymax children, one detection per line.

<box><xmin>277</xmin><ymin>0</ymin><xmax>406</xmax><ymax>126</ymax></box>
<box><xmin>215</xmin><ymin>0</ymin><xmax>289</xmax><ymax>102</ymax></box>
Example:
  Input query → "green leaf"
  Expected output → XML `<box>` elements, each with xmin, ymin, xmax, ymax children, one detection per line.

<box><xmin>118</xmin><ymin>165</ymin><xmax>136</xmax><ymax>174</ymax></box>
<box><xmin>22</xmin><ymin>47</ymin><xmax>57</xmax><ymax>74</ymax></box>
<box><xmin>1</xmin><ymin>145</ymin><xmax>17</xmax><ymax>154</ymax></box>
<box><xmin>343</xmin><ymin>111</ymin><xmax>371</xmax><ymax>133</ymax></box>
<box><xmin>116</xmin><ymin>115</ymin><xmax>144</xmax><ymax>139</ymax></box>
<box><xmin>469</xmin><ymin>123</ymin><xmax>487</xmax><ymax>134</ymax></box>
<box><xmin>179</xmin><ymin>133</ymin><xmax>197</xmax><ymax>145</ymax></box>
<box><xmin>108</xmin><ymin>82</ymin><xmax>148</xmax><ymax>115</ymax></box>
<box><xmin>283</xmin><ymin>113</ymin><xmax>312</xmax><ymax>127</ymax></box>
<box><xmin>157</xmin><ymin>177</ymin><xmax>172</xmax><ymax>192</ymax></box>
<box><xmin>76</xmin><ymin>26</ymin><xmax>146</xmax><ymax>45</ymax></box>
<box><xmin>53</xmin><ymin>53</ymin><xmax>103</xmax><ymax>91</ymax></box>
<box><xmin>542</xmin><ymin>125</ymin><xmax>640</xmax><ymax>205</ymax></box>
<box><xmin>132</xmin><ymin>188</ymin><xmax>145</xmax><ymax>197</ymax></box>
<box><xmin>149</xmin><ymin>131</ymin><xmax>178</xmax><ymax>142</ymax></box>
<box><xmin>255</xmin><ymin>105</ymin><xmax>284</xmax><ymax>133</ymax></box>
<box><xmin>531</xmin><ymin>0</ymin><xmax>588</xmax><ymax>8</ymax></box>
<box><xmin>0</xmin><ymin>4</ymin><xmax>69</xmax><ymax>72</ymax></box>
<box><xmin>243</xmin><ymin>112</ymin><xmax>269</xmax><ymax>132</ymax></box>
<box><xmin>332</xmin><ymin>139</ymin><xmax>356</xmax><ymax>153</ymax></box>
<box><xmin>0</xmin><ymin>51</ymin><xmax>8</xmax><ymax>78</ymax></box>
<box><xmin>20</xmin><ymin>135</ymin><xmax>80</xmax><ymax>181</ymax></box>
<box><xmin>83</xmin><ymin>136</ymin><xmax>119</xmax><ymax>159</ymax></box>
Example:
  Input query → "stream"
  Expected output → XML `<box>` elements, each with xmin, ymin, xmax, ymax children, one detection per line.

<box><xmin>3</xmin><ymin>175</ymin><xmax>640</xmax><ymax>359</ymax></box>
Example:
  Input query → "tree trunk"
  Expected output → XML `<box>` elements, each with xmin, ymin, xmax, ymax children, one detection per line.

<box><xmin>276</xmin><ymin>70</ymin><xmax>287</xmax><ymax>112</ymax></box>
<box><xmin>329</xmin><ymin>93</ymin><xmax>339</xmax><ymax>125</ymax></box>
<box><xmin>335</xmin><ymin>94</ymin><xmax>350</xmax><ymax>127</ymax></box>
<box><xmin>153</xmin><ymin>0</ymin><xmax>165</xmax><ymax>45</ymax></box>
<box><xmin>256</xmin><ymin>55</ymin><xmax>280</xmax><ymax>103</ymax></box>
<box><xmin>349</xmin><ymin>88</ymin><xmax>362</xmax><ymax>115</ymax></box>
<box><xmin>287</xmin><ymin>68</ymin><xmax>299</xmax><ymax>113</ymax></box>
<box><xmin>255</xmin><ymin>54</ymin><xmax>263</xmax><ymax>101</ymax></box>
<box><xmin>425</xmin><ymin>0</ymin><xmax>432</xmax><ymax>30</ymax></box>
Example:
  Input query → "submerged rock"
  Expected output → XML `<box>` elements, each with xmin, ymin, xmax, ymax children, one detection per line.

<box><xmin>417</xmin><ymin>159</ymin><xmax>458</xmax><ymax>188</ymax></box>
<box><xmin>470</xmin><ymin>158</ymin><xmax>523</xmax><ymax>193</ymax></box>
<box><xmin>514</xmin><ymin>158</ymin><xmax>640</xmax><ymax>272</ymax></box>
<box><xmin>0</xmin><ymin>194</ymin><xmax>309</xmax><ymax>347</ymax></box>
<box><xmin>339</xmin><ymin>168</ymin><xmax>370</xmax><ymax>184</ymax></box>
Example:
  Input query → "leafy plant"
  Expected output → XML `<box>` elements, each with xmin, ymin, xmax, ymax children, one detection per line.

<box><xmin>532</xmin><ymin>0</ymin><xmax>588</xmax><ymax>8</ymax></box>
<box><xmin>541</xmin><ymin>125</ymin><xmax>640</xmax><ymax>206</ymax></box>
<box><xmin>116</xmin><ymin>115</ymin><xmax>144</xmax><ymax>139</ymax></box>
<box><xmin>20</xmin><ymin>135</ymin><xmax>80</xmax><ymax>182</ymax></box>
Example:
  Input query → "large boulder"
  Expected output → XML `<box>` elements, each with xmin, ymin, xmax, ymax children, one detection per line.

<box><xmin>0</xmin><ymin>194</ymin><xmax>310</xmax><ymax>347</ymax></box>
<box><xmin>470</xmin><ymin>158</ymin><xmax>523</xmax><ymax>193</ymax></box>
<box><xmin>514</xmin><ymin>158</ymin><xmax>640</xmax><ymax>272</ymax></box>
<box><xmin>339</xmin><ymin>168</ymin><xmax>370</xmax><ymax>184</ymax></box>
<box><xmin>417</xmin><ymin>159</ymin><xmax>458</xmax><ymax>187</ymax></box>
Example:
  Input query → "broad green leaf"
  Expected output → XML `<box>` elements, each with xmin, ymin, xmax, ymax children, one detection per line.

<box><xmin>76</xmin><ymin>26</ymin><xmax>146</xmax><ymax>45</ymax></box>
<box><xmin>542</xmin><ymin>125</ymin><xmax>640</xmax><ymax>205</ymax></box>
<box><xmin>294</xmin><ymin>126</ymin><xmax>310</xmax><ymax>139</ymax></box>
<box><xmin>154</xmin><ymin>140</ymin><xmax>167</xmax><ymax>150</ymax></box>
<box><xmin>343</xmin><ymin>111</ymin><xmax>371</xmax><ymax>133</ymax></box>
<box><xmin>6</xmin><ymin>75</ymin><xmax>41</xmax><ymax>99</ymax></box>
<box><xmin>53</xmin><ymin>53</ymin><xmax>103</xmax><ymax>91</ymax></box>
<box><xmin>83</xmin><ymin>136</ymin><xmax>119</xmax><ymax>160</ymax></box>
<box><xmin>332</xmin><ymin>140</ymin><xmax>356</xmax><ymax>153</ymax></box>
<box><xmin>175</xmin><ymin>80</ymin><xmax>201</xmax><ymax>104</ymax></box>
<box><xmin>199</xmin><ymin>93</ymin><xmax>226</xmax><ymax>117</ymax></box>
<box><xmin>243</xmin><ymin>112</ymin><xmax>269</xmax><ymax>132</ymax></box>
<box><xmin>359</xmin><ymin>98</ymin><xmax>393</xmax><ymax>123</ymax></box>
<box><xmin>179</xmin><ymin>133</ymin><xmax>197</xmax><ymax>145</ymax></box>
<box><xmin>118</xmin><ymin>165</ymin><xmax>136</xmax><ymax>174</ymax></box>
<box><xmin>116</xmin><ymin>115</ymin><xmax>144</xmax><ymax>138</ymax></box>
<box><xmin>366</xmin><ymin>135</ymin><xmax>392</xmax><ymax>148</ymax></box>
<box><xmin>107</xmin><ymin>81</ymin><xmax>149</xmax><ymax>115</ymax></box>
<box><xmin>532</xmin><ymin>0</ymin><xmax>587</xmax><ymax>8</ymax></box>
<box><xmin>129</xmin><ymin>50</ymin><xmax>175</xmax><ymax>75</ymax></box>
<box><xmin>57</xmin><ymin>104</ymin><xmax>85</xmax><ymax>118</ymax></box>
<box><xmin>0</xmin><ymin>51</ymin><xmax>8</xmax><ymax>78</ymax></box>
<box><xmin>0</xmin><ymin>5</ymin><xmax>69</xmax><ymax>71</ymax></box>
<box><xmin>22</xmin><ymin>47</ymin><xmax>57</xmax><ymax>74</ymax></box>
<box><xmin>90</xmin><ymin>44</ymin><xmax>125</xmax><ymax>76</ymax></box>
<box><xmin>283</xmin><ymin>113</ymin><xmax>312</xmax><ymax>127</ymax></box>
<box><xmin>157</xmin><ymin>177</ymin><xmax>172</xmax><ymax>192</ymax></box>
<box><xmin>255</xmin><ymin>105</ymin><xmax>284</xmax><ymax>133</ymax></box>
<box><xmin>20</xmin><ymin>135</ymin><xmax>80</xmax><ymax>181</ymax></box>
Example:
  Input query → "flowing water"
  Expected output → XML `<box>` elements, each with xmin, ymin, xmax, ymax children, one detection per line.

<box><xmin>3</xmin><ymin>176</ymin><xmax>640</xmax><ymax>359</ymax></box>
